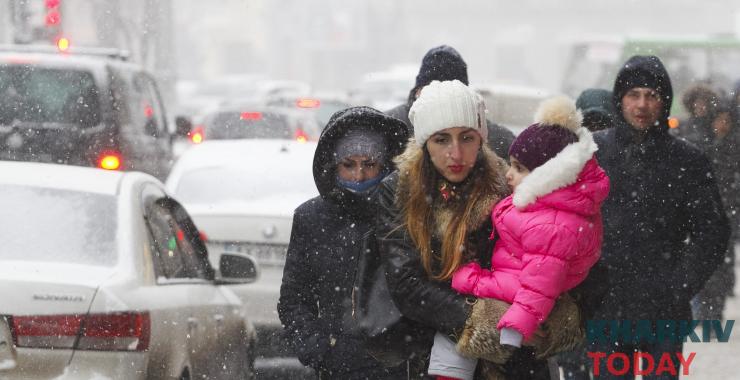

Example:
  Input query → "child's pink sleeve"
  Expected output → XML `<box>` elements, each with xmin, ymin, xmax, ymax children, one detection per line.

<box><xmin>451</xmin><ymin>262</ymin><xmax>512</xmax><ymax>300</ymax></box>
<box><xmin>496</xmin><ymin>223</ymin><xmax>576</xmax><ymax>339</ymax></box>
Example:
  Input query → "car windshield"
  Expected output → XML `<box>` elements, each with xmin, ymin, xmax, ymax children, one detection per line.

<box><xmin>0</xmin><ymin>65</ymin><xmax>101</xmax><ymax>127</ymax></box>
<box><xmin>206</xmin><ymin>111</ymin><xmax>293</xmax><ymax>139</ymax></box>
<box><xmin>0</xmin><ymin>184</ymin><xmax>117</xmax><ymax>266</ymax></box>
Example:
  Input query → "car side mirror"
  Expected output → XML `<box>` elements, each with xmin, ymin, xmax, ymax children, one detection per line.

<box><xmin>174</xmin><ymin>116</ymin><xmax>193</xmax><ymax>137</ymax></box>
<box><xmin>216</xmin><ymin>253</ymin><xmax>259</xmax><ymax>284</ymax></box>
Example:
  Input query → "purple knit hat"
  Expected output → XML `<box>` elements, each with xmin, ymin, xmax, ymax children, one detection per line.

<box><xmin>508</xmin><ymin>96</ymin><xmax>583</xmax><ymax>171</ymax></box>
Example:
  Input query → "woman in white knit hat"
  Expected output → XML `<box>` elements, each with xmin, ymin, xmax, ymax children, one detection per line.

<box><xmin>374</xmin><ymin>80</ymin><xmax>584</xmax><ymax>379</ymax></box>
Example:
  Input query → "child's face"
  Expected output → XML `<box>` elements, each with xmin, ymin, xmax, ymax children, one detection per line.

<box><xmin>506</xmin><ymin>157</ymin><xmax>530</xmax><ymax>191</ymax></box>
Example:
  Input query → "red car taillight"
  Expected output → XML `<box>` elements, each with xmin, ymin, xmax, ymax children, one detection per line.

<box><xmin>295</xmin><ymin>128</ymin><xmax>308</xmax><ymax>143</ymax></box>
<box><xmin>12</xmin><ymin>312</ymin><xmax>150</xmax><ymax>351</ymax></box>
<box><xmin>189</xmin><ymin>125</ymin><xmax>205</xmax><ymax>144</ymax></box>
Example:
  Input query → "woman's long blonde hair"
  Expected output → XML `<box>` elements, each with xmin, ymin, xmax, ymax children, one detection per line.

<box><xmin>396</xmin><ymin>143</ymin><xmax>506</xmax><ymax>281</ymax></box>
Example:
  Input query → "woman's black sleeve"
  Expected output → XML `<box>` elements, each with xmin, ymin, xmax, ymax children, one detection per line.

<box><xmin>375</xmin><ymin>174</ymin><xmax>472</xmax><ymax>338</ymax></box>
<box><xmin>277</xmin><ymin>206</ymin><xmax>330</xmax><ymax>368</ymax></box>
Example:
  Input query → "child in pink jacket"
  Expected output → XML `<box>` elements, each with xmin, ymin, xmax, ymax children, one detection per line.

<box><xmin>428</xmin><ymin>96</ymin><xmax>610</xmax><ymax>380</ymax></box>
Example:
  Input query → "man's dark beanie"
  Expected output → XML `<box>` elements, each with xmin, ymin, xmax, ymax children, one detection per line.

<box><xmin>612</xmin><ymin>55</ymin><xmax>673</xmax><ymax>116</ymax></box>
<box><xmin>414</xmin><ymin>45</ymin><xmax>469</xmax><ymax>91</ymax></box>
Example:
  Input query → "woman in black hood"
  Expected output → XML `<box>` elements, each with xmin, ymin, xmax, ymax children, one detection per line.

<box><xmin>278</xmin><ymin>107</ymin><xmax>409</xmax><ymax>379</ymax></box>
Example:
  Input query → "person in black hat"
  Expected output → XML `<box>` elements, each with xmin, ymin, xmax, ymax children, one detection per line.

<box><xmin>589</xmin><ymin>55</ymin><xmax>730</xmax><ymax>379</ymax></box>
<box><xmin>277</xmin><ymin>107</ymin><xmax>411</xmax><ymax>379</ymax></box>
<box><xmin>575</xmin><ymin>88</ymin><xmax>617</xmax><ymax>132</ymax></box>
<box><xmin>385</xmin><ymin>45</ymin><xmax>515</xmax><ymax>159</ymax></box>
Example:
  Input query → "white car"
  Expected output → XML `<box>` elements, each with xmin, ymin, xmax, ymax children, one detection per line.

<box><xmin>166</xmin><ymin>139</ymin><xmax>318</xmax><ymax>377</ymax></box>
<box><xmin>0</xmin><ymin>162</ymin><xmax>258</xmax><ymax>380</ymax></box>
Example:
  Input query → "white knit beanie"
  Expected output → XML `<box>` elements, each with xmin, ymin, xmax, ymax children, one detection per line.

<box><xmin>408</xmin><ymin>80</ymin><xmax>488</xmax><ymax>146</ymax></box>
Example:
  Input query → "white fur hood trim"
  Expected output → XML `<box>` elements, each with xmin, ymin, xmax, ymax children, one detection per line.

<box><xmin>512</xmin><ymin>127</ymin><xmax>598</xmax><ymax>208</ymax></box>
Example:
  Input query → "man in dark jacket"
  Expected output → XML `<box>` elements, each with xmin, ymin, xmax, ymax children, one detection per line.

<box><xmin>277</xmin><ymin>107</ymin><xmax>410</xmax><ymax>379</ymax></box>
<box><xmin>385</xmin><ymin>45</ymin><xmax>515</xmax><ymax>158</ymax></box>
<box><xmin>590</xmin><ymin>55</ymin><xmax>730</xmax><ymax>379</ymax></box>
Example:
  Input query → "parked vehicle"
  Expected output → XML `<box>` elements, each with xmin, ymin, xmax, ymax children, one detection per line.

<box><xmin>0</xmin><ymin>45</ymin><xmax>176</xmax><ymax>179</ymax></box>
<box><xmin>187</xmin><ymin>103</ymin><xmax>322</xmax><ymax>145</ymax></box>
<box><xmin>0</xmin><ymin>161</ymin><xmax>258</xmax><ymax>380</ymax></box>
<box><xmin>166</xmin><ymin>139</ymin><xmax>318</xmax><ymax>378</ymax></box>
<box><xmin>265</xmin><ymin>92</ymin><xmax>353</xmax><ymax>128</ymax></box>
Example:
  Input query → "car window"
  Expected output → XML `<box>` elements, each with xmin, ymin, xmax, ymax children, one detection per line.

<box><xmin>145</xmin><ymin>199</ymin><xmax>211</xmax><ymax>280</ymax></box>
<box><xmin>0</xmin><ymin>184</ymin><xmax>117</xmax><ymax>266</ymax></box>
<box><xmin>108</xmin><ymin>67</ymin><xmax>134</xmax><ymax>128</ymax></box>
<box><xmin>206</xmin><ymin>111</ymin><xmax>292</xmax><ymax>140</ymax></box>
<box><xmin>170</xmin><ymin>203</ymin><xmax>213</xmax><ymax>280</ymax></box>
<box><xmin>132</xmin><ymin>74</ymin><xmax>167</xmax><ymax>138</ymax></box>
<box><xmin>0</xmin><ymin>65</ymin><xmax>101</xmax><ymax>127</ymax></box>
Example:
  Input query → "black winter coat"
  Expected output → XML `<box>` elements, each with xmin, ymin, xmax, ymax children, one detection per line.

<box><xmin>593</xmin><ymin>56</ymin><xmax>730</xmax><ymax>321</ymax></box>
<box><xmin>709</xmin><ymin>129</ymin><xmax>740</xmax><ymax>237</ymax></box>
<box><xmin>376</xmin><ymin>171</ymin><xmax>555</xmax><ymax>379</ymax></box>
<box><xmin>673</xmin><ymin>115</ymin><xmax>715</xmax><ymax>151</ymax></box>
<box><xmin>277</xmin><ymin>107</ymin><xmax>409</xmax><ymax>379</ymax></box>
<box><xmin>385</xmin><ymin>103</ymin><xmax>515</xmax><ymax>160</ymax></box>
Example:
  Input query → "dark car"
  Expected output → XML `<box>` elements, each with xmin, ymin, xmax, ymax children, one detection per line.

<box><xmin>188</xmin><ymin>103</ymin><xmax>322</xmax><ymax>145</ymax></box>
<box><xmin>265</xmin><ymin>93</ymin><xmax>352</xmax><ymax>128</ymax></box>
<box><xmin>0</xmin><ymin>46</ymin><xmax>174</xmax><ymax>179</ymax></box>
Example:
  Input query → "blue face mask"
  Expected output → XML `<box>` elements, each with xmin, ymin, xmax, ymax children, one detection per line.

<box><xmin>337</xmin><ymin>174</ymin><xmax>385</xmax><ymax>194</ymax></box>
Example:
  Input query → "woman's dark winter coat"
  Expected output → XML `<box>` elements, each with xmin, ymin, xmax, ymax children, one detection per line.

<box><xmin>592</xmin><ymin>55</ymin><xmax>731</xmax><ymax>321</ymax></box>
<box><xmin>277</xmin><ymin>107</ymin><xmax>409</xmax><ymax>379</ymax></box>
<box><xmin>375</xmin><ymin>143</ymin><xmax>560</xmax><ymax>379</ymax></box>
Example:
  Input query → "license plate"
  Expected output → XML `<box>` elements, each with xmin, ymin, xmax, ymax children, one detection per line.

<box><xmin>0</xmin><ymin>317</ymin><xmax>17</xmax><ymax>371</ymax></box>
<box><xmin>209</xmin><ymin>242</ymin><xmax>287</xmax><ymax>266</ymax></box>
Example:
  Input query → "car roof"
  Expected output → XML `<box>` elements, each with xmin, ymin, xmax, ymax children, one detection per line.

<box><xmin>0</xmin><ymin>49</ymin><xmax>147</xmax><ymax>76</ymax></box>
<box><xmin>0</xmin><ymin>161</ymin><xmax>125</xmax><ymax>195</ymax></box>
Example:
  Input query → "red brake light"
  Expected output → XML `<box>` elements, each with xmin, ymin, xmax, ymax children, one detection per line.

<box><xmin>143</xmin><ymin>104</ymin><xmax>154</xmax><ymax>118</ymax></box>
<box><xmin>12</xmin><ymin>312</ymin><xmax>150</xmax><ymax>351</ymax></box>
<box><xmin>198</xmin><ymin>231</ymin><xmax>208</xmax><ymax>242</ymax></box>
<box><xmin>295</xmin><ymin>128</ymin><xmax>308</xmax><ymax>143</ymax></box>
<box><xmin>190</xmin><ymin>125</ymin><xmax>204</xmax><ymax>144</ymax></box>
<box><xmin>98</xmin><ymin>152</ymin><xmax>122</xmax><ymax>170</ymax></box>
<box><xmin>296</xmin><ymin>98</ymin><xmax>320</xmax><ymax>108</ymax></box>
<box><xmin>240</xmin><ymin>112</ymin><xmax>262</xmax><ymax>120</ymax></box>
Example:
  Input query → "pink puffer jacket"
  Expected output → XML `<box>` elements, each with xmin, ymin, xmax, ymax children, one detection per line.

<box><xmin>452</xmin><ymin>128</ymin><xmax>609</xmax><ymax>340</ymax></box>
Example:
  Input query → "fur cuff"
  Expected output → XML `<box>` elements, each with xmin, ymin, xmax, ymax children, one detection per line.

<box><xmin>528</xmin><ymin>293</ymin><xmax>585</xmax><ymax>359</ymax></box>
<box><xmin>455</xmin><ymin>298</ymin><xmax>515</xmax><ymax>364</ymax></box>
